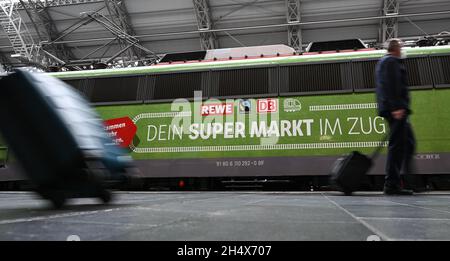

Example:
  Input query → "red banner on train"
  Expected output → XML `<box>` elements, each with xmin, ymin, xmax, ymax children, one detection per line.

<box><xmin>104</xmin><ymin>117</ymin><xmax>137</xmax><ymax>148</ymax></box>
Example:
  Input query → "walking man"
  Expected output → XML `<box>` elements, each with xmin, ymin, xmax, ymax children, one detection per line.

<box><xmin>375</xmin><ymin>38</ymin><xmax>415</xmax><ymax>195</ymax></box>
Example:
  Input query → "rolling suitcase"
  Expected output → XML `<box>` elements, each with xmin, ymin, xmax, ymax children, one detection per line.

<box><xmin>0</xmin><ymin>69</ymin><xmax>132</xmax><ymax>208</ymax></box>
<box><xmin>330</xmin><ymin>137</ymin><xmax>387</xmax><ymax>195</ymax></box>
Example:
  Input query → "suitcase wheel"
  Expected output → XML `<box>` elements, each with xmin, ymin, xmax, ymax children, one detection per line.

<box><xmin>50</xmin><ymin>194</ymin><xmax>66</xmax><ymax>209</ymax></box>
<box><xmin>343</xmin><ymin>189</ymin><xmax>353</xmax><ymax>196</ymax></box>
<box><xmin>37</xmin><ymin>188</ymin><xmax>66</xmax><ymax>209</ymax></box>
<box><xmin>98</xmin><ymin>189</ymin><xmax>113</xmax><ymax>204</ymax></box>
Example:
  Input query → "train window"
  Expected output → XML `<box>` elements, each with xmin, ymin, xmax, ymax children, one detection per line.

<box><xmin>283</xmin><ymin>62</ymin><xmax>352</xmax><ymax>93</ymax></box>
<box><xmin>352</xmin><ymin>60</ymin><xmax>378</xmax><ymax>90</ymax></box>
<box><xmin>63</xmin><ymin>79</ymin><xmax>88</xmax><ymax>96</ymax></box>
<box><xmin>353</xmin><ymin>57</ymin><xmax>433</xmax><ymax>91</ymax></box>
<box><xmin>152</xmin><ymin>72</ymin><xmax>203</xmax><ymax>100</ymax></box>
<box><xmin>403</xmin><ymin>57</ymin><xmax>433</xmax><ymax>88</ymax></box>
<box><xmin>430</xmin><ymin>55</ymin><xmax>450</xmax><ymax>88</ymax></box>
<box><xmin>63</xmin><ymin>79</ymin><xmax>82</xmax><ymax>89</ymax></box>
<box><xmin>210</xmin><ymin>67</ymin><xmax>272</xmax><ymax>97</ymax></box>
<box><xmin>89</xmin><ymin>76</ymin><xmax>141</xmax><ymax>103</ymax></box>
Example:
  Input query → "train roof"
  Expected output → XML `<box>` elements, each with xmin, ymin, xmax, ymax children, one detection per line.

<box><xmin>49</xmin><ymin>45</ymin><xmax>450</xmax><ymax>80</ymax></box>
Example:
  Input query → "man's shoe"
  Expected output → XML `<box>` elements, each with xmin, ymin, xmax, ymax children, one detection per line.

<box><xmin>383</xmin><ymin>186</ymin><xmax>414</xmax><ymax>195</ymax></box>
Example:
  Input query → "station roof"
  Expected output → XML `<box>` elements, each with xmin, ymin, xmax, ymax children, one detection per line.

<box><xmin>0</xmin><ymin>0</ymin><xmax>449</xmax><ymax>69</ymax></box>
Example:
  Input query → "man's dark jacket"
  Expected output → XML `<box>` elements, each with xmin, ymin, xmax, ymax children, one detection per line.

<box><xmin>375</xmin><ymin>55</ymin><xmax>411</xmax><ymax>118</ymax></box>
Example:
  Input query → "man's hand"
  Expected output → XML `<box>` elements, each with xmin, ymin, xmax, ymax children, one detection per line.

<box><xmin>391</xmin><ymin>109</ymin><xmax>406</xmax><ymax>120</ymax></box>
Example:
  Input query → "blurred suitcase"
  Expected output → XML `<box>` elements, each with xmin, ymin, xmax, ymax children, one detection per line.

<box><xmin>330</xmin><ymin>138</ymin><xmax>386</xmax><ymax>195</ymax></box>
<box><xmin>0</xmin><ymin>69</ymin><xmax>132</xmax><ymax>208</ymax></box>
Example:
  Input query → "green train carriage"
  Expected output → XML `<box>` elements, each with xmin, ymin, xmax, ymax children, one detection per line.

<box><xmin>1</xmin><ymin>45</ymin><xmax>450</xmax><ymax>190</ymax></box>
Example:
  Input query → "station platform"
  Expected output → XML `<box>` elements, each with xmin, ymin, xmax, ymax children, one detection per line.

<box><xmin>0</xmin><ymin>191</ymin><xmax>449</xmax><ymax>241</ymax></box>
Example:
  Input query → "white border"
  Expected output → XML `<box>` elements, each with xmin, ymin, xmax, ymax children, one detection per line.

<box><xmin>309</xmin><ymin>103</ymin><xmax>377</xmax><ymax>112</ymax></box>
<box><xmin>129</xmin><ymin>103</ymin><xmax>383</xmax><ymax>153</ymax></box>
<box><xmin>132</xmin><ymin>141</ymin><xmax>387</xmax><ymax>154</ymax></box>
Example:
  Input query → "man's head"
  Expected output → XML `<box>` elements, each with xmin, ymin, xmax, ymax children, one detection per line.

<box><xmin>385</xmin><ymin>38</ymin><xmax>404</xmax><ymax>58</ymax></box>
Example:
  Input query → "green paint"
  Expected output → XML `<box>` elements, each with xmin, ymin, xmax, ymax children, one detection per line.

<box><xmin>0</xmin><ymin>134</ymin><xmax>6</xmax><ymax>163</ymax></box>
<box><xmin>0</xmin><ymin>148</ymin><xmax>7</xmax><ymax>164</ymax></box>
<box><xmin>96</xmin><ymin>89</ymin><xmax>450</xmax><ymax>160</ymax></box>
<box><xmin>3</xmin><ymin>46</ymin><xmax>450</xmax><ymax>164</ymax></box>
<box><xmin>1</xmin><ymin>89</ymin><xmax>448</xmax><ymax>163</ymax></box>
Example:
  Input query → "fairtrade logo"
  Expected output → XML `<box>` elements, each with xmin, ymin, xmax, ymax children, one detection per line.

<box><xmin>104</xmin><ymin>117</ymin><xmax>138</xmax><ymax>148</ymax></box>
<box><xmin>284</xmin><ymin>98</ymin><xmax>302</xmax><ymax>112</ymax></box>
<box><xmin>201</xmin><ymin>103</ymin><xmax>234</xmax><ymax>116</ymax></box>
<box><xmin>239</xmin><ymin>99</ymin><xmax>251</xmax><ymax>114</ymax></box>
<box><xmin>257</xmin><ymin>98</ymin><xmax>278</xmax><ymax>113</ymax></box>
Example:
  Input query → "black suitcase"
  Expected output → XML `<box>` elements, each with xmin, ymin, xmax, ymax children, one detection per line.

<box><xmin>330</xmin><ymin>139</ymin><xmax>386</xmax><ymax>195</ymax></box>
<box><xmin>0</xmin><ymin>70</ymin><xmax>133</xmax><ymax>208</ymax></box>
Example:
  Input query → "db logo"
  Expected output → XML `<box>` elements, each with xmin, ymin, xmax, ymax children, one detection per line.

<box><xmin>257</xmin><ymin>99</ymin><xmax>278</xmax><ymax>113</ymax></box>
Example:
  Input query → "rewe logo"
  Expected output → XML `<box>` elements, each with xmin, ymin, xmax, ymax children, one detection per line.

<box><xmin>257</xmin><ymin>99</ymin><xmax>278</xmax><ymax>113</ymax></box>
<box><xmin>201</xmin><ymin>103</ymin><xmax>234</xmax><ymax>116</ymax></box>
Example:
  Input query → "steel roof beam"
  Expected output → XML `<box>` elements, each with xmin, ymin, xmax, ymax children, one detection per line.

<box><xmin>103</xmin><ymin>0</ymin><xmax>144</xmax><ymax>62</ymax></box>
<box><xmin>1</xmin><ymin>9</ymin><xmax>448</xmax><ymax>47</ymax></box>
<box><xmin>286</xmin><ymin>0</ymin><xmax>302</xmax><ymax>52</ymax></box>
<box><xmin>48</xmin><ymin>11</ymin><xmax>159</xmax><ymax>67</ymax></box>
<box><xmin>0</xmin><ymin>51</ymin><xmax>12</xmax><ymax>72</ymax></box>
<box><xmin>0</xmin><ymin>0</ymin><xmax>48</xmax><ymax>69</ymax></box>
<box><xmin>103</xmin><ymin>0</ymin><xmax>135</xmax><ymax>36</ymax></box>
<box><xmin>193</xmin><ymin>0</ymin><xmax>217</xmax><ymax>50</ymax></box>
<box><xmin>16</xmin><ymin>0</ymin><xmax>104</xmax><ymax>9</ymax></box>
<box><xmin>381</xmin><ymin>0</ymin><xmax>399</xmax><ymax>43</ymax></box>
<box><xmin>19</xmin><ymin>0</ymin><xmax>73</xmax><ymax>63</ymax></box>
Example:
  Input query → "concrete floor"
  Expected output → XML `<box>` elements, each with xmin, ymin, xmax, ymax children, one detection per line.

<box><xmin>0</xmin><ymin>191</ymin><xmax>449</xmax><ymax>241</ymax></box>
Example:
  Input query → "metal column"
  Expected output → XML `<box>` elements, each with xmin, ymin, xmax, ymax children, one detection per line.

<box><xmin>0</xmin><ymin>0</ymin><xmax>41</xmax><ymax>63</ymax></box>
<box><xmin>19</xmin><ymin>0</ymin><xmax>73</xmax><ymax>64</ymax></box>
<box><xmin>0</xmin><ymin>51</ymin><xmax>11</xmax><ymax>72</ymax></box>
<box><xmin>103</xmin><ymin>0</ymin><xmax>144</xmax><ymax>62</ymax></box>
<box><xmin>381</xmin><ymin>0</ymin><xmax>399</xmax><ymax>43</ymax></box>
<box><xmin>286</xmin><ymin>0</ymin><xmax>302</xmax><ymax>52</ymax></box>
<box><xmin>17</xmin><ymin>0</ymin><xmax>104</xmax><ymax>9</ymax></box>
<box><xmin>193</xmin><ymin>0</ymin><xmax>217</xmax><ymax>50</ymax></box>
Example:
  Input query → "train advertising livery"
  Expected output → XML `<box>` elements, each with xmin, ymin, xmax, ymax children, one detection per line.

<box><xmin>96</xmin><ymin>89</ymin><xmax>450</xmax><ymax>161</ymax></box>
<box><xmin>1</xmin><ymin>45</ymin><xmax>449</xmax><ymax>180</ymax></box>
<box><xmin>99</xmin><ymin>93</ymin><xmax>390</xmax><ymax>159</ymax></box>
<box><xmin>104</xmin><ymin>117</ymin><xmax>138</xmax><ymax>148</ymax></box>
